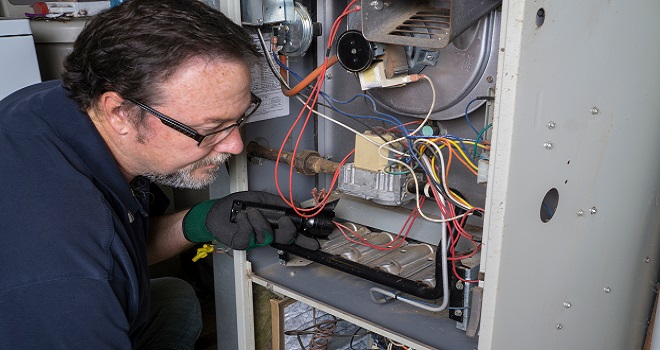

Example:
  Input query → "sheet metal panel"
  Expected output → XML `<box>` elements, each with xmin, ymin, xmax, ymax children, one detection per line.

<box><xmin>479</xmin><ymin>0</ymin><xmax>660</xmax><ymax>349</ymax></box>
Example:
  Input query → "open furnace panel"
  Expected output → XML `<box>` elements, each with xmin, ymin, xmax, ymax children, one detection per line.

<box><xmin>213</xmin><ymin>1</ymin><xmax>660</xmax><ymax>349</ymax></box>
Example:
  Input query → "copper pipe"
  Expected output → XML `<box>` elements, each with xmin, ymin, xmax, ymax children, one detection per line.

<box><xmin>246</xmin><ymin>141</ymin><xmax>339</xmax><ymax>175</ymax></box>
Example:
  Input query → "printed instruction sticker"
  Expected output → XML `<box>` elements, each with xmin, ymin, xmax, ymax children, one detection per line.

<box><xmin>248</xmin><ymin>33</ymin><xmax>290</xmax><ymax>123</ymax></box>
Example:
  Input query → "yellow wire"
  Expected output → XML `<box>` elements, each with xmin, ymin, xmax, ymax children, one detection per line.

<box><xmin>429</xmin><ymin>153</ymin><xmax>474</xmax><ymax>209</ymax></box>
<box><xmin>442</xmin><ymin>139</ymin><xmax>478</xmax><ymax>170</ymax></box>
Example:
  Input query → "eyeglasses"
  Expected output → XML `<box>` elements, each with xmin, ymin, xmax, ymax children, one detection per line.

<box><xmin>127</xmin><ymin>92</ymin><xmax>261</xmax><ymax>147</ymax></box>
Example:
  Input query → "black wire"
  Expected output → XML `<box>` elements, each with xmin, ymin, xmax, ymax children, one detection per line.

<box><xmin>349</xmin><ymin>327</ymin><xmax>369</xmax><ymax>350</ymax></box>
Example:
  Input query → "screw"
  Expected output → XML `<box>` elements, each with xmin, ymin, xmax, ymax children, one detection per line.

<box><xmin>604</xmin><ymin>286</ymin><xmax>611</xmax><ymax>293</ymax></box>
<box><xmin>257</xmin><ymin>18</ymin><xmax>263</xmax><ymax>23</ymax></box>
<box><xmin>646</xmin><ymin>257</ymin><xmax>651</xmax><ymax>263</ymax></box>
<box><xmin>486</xmin><ymin>75</ymin><xmax>494</xmax><ymax>83</ymax></box>
<box><xmin>589</xmin><ymin>207</ymin><xmax>597</xmax><ymax>214</ymax></box>
<box><xmin>547</xmin><ymin>121</ymin><xmax>556</xmax><ymax>129</ymax></box>
<box><xmin>577</xmin><ymin>209</ymin><xmax>584</xmax><ymax>216</ymax></box>
<box><xmin>591</xmin><ymin>106</ymin><xmax>599</xmax><ymax>115</ymax></box>
<box><xmin>556</xmin><ymin>323</ymin><xmax>563</xmax><ymax>330</ymax></box>
<box><xmin>456</xmin><ymin>281</ymin><xmax>464</xmax><ymax>290</ymax></box>
<box><xmin>544</xmin><ymin>141</ymin><xmax>553</xmax><ymax>150</ymax></box>
<box><xmin>370</xmin><ymin>0</ymin><xmax>383</xmax><ymax>10</ymax></box>
<box><xmin>426</xmin><ymin>54</ymin><xmax>434</xmax><ymax>60</ymax></box>
<box><xmin>325</xmin><ymin>73</ymin><xmax>333</xmax><ymax>80</ymax></box>
<box><xmin>563</xmin><ymin>301</ymin><xmax>572</xmax><ymax>308</ymax></box>
<box><xmin>537</xmin><ymin>8</ymin><xmax>545</xmax><ymax>18</ymax></box>
<box><xmin>454</xmin><ymin>310</ymin><xmax>463</xmax><ymax>317</ymax></box>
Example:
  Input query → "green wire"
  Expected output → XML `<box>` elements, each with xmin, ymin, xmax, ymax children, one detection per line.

<box><xmin>474</xmin><ymin>123</ymin><xmax>493</xmax><ymax>158</ymax></box>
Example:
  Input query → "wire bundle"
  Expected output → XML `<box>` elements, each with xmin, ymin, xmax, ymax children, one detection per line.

<box><xmin>257</xmin><ymin>1</ymin><xmax>492</xmax><ymax>284</ymax></box>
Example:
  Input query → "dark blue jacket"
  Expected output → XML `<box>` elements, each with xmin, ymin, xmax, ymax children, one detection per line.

<box><xmin>0</xmin><ymin>81</ymin><xmax>150</xmax><ymax>348</ymax></box>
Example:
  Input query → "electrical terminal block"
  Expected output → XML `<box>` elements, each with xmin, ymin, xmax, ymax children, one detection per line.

<box><xmin>477</xmin><ymin>158</ymin><xmax>489</xmax><ymax>184</ymax></box>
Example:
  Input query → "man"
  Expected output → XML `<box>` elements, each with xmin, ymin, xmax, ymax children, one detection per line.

<box><xmin>0</xmin><ymin>0</ymin><xmax>315</xmax><ymax>348</ymax></box>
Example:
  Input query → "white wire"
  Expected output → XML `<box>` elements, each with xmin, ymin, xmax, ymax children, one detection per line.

<box><xmin>415</xmin><ymin>139</ymin><xmax>471</xmax><ymax>211</ymax></box>
<box><xmin>256</xmin><ymin>27</ymin><xmax>291</xmax><ymax>90</ymax></box>
<box><xmin>294</xmin><ymin>95</ymin><xmax>408</xmax><ymax>157</ymax></box>
<box><xmin>408</xmin><ymin>75</ymin><xmax>436</xmax><ymax>136</ymax></box>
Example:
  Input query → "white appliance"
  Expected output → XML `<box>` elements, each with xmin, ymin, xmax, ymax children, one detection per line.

<box><xmin>30</xmin><ymin>18</ymin><xmax>86</xmax><ymax>80</ymax></box>
<box><xmin>0</xmin><ymin>18</ymin><xmax>40</xmax><ymax>100</ymax></box>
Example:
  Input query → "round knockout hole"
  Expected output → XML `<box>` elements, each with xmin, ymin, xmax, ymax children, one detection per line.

<box><xmin>536</xmin><ymin>8</ymin><xmax>546</xmax><ymax>27</ymax></box>
<box><xmin>540</xmin><ymin>188</ymin><xmax>559</xmax><ymax>223</ymax></box>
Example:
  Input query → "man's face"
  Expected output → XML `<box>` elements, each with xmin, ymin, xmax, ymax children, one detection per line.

<box><xmin>131</xmin><ymin>57</ymin><xmax>253</xmax><ymax>189</ymax></box>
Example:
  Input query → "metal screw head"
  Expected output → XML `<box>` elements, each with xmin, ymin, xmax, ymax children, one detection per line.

<box><xmin>544</xmin><ymin>141</ymin><xmax>554</xmax><ymax>150</ymax></box>
<box><xmin>604</xmin><ymin>286</ymin><xmax>611</xmax><ymax>293</ymax></box>
<box><xmin>589</xmin><ymin>207</ymin><xmax>597</xmax><ymax>214</ymax></box>
<box><xmin>454</xmin><ymin>310</ymin><xmax>463</xmax><ymax>317</ymax></box>
<box><xmin>563</xmin><ymin>301</ymin><xmax>572</xmax><ymax>308</ymax></box>
<box><xmin>591</xmin><ymin>106</ymin><xmax>599</xmax><ymax>115</ymax></box>
<box><xmin>646</xmin><ymin>257</ymin><xmax>651</xmax><ymax>263</ymax></box>
<box><xmin>486</xmin><ymin>75</ymin><xmax>494</xmax><ymax>83</ymax></box>
<box><xmin>325</xmin><ymin>73</ymin><xmax>333</xmax><ymax>80</ymax></box>
<box><xmin>577</xmin><ymin>209</ymin><xmax>585</xmax><ymax>216</ymax></box>
<box><xmin>455</xmin><ymin>281</ymin><xmax>464</xmax><ymax>290</ymax></box>
<box><xmin>370</xmin><ymin>0</ymin><xmax>383</xmax><ymax>10</ymax></box>
<box><xmin>547</xmin><ymin>121</ymin><xmax>556</xmax><ymax>129</ymax></box>
<box><xmin>556</xmin><ymin>323</ymin><xmax>563</xmax><ymax>330</ymax></box>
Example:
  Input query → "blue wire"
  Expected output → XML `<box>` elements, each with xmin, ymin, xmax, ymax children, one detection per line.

<box><xmin>542</xmin><ymin>201</ymin><xmax>554</xmax><ymax>217</ymax></box>
<box><xmin>444</xmin><ymin>134</ymin><xmax>475</xmax><ymax>159</ymax></box>
<box><xmin>272</xmin><ymin>52</ymin><xmax>304</xmax><ymax>82</ymax></box>
<box><xmin>271</xmin><ymin>50</ymin><xmax>440</xmax><ymax>182</ymax></box>
<box><xmin>464</xmin><ymin>97</ymin><xmax>481</xmax><ymax>136</ymax></box>
<box><xmin>273</xmin><ymin>53</ymin><xmax>409</xmax><ymax>135</ymax></box>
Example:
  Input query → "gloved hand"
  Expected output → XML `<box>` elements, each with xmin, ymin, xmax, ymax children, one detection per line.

<box><xmin>182</xmin><ymin>191</ymin><xmax>320</xmax><ymax>250</ymax></box>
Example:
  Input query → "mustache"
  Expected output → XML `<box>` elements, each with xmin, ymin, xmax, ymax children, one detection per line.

<box><xmin>189</xmin><ymin>153</ymin><xmax>231</xmax><ymax>171</ymax></box>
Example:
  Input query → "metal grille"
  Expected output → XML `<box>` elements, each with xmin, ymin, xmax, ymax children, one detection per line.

<box><xmin>361</xmin><ymin>0</ymin><xmax>452</xmax><ymax>49</ymax></box>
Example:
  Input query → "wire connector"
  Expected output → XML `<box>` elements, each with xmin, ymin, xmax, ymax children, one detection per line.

<box><xmin>192</xmin><ymin>244</ymin><xmax>215</xmax><ymax>262</ymax></box>
<box><xmin>358</xmin><ymin>61</ymin><xmax>424</xmax><ymax>90</ymax></box>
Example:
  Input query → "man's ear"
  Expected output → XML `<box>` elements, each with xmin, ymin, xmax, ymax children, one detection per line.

<box><xmin>98</xmin><ymin>91</ymin><xmax>132</xmax><ymax>135</ymax></box>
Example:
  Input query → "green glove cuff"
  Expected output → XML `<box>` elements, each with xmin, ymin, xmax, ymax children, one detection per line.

<box><xmin>182</xmin><ymin>199</ymin><xmax>218</xmax><ymax>243</ymax></box>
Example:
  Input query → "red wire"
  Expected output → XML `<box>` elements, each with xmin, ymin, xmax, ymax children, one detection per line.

<box><xmin>273</xmin><ymin>1</ymin><xmax>361</xmax><ymax>217</ymax></box>
<box><xmin>333</xmin><ymin>196</ymin><xmax>423</xmax><ymax>251</ymax></box>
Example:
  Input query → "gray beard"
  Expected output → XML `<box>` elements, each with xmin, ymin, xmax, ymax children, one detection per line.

<box><xmin>144</xmin><ymin>153</ymin><xmax>231</xmax><ymax>189</ymax></box>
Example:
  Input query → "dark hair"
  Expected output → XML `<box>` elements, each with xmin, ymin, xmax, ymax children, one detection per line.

<box><xmin>62</xmin><ymin>0</ymin><xmax>259</xmax><ymax>111</ymax></box>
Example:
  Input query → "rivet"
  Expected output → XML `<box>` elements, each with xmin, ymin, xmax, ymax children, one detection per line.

<box><xmin>563</xmin><ymin>301</ymin><xmax>572</xmax><ymax>308</ymax></box>
<box><xmin>544</xmin><ymin>141</ymin><xmax>553</xmax><ymax>150</ymax></box>
<box><xmin>604</xmin><ymin>286</ymin><xmax>611</xmax><ymax>293</ymax></box>
<box><xmin>547</xmin><ymin>121</ymin><xmax>556</xmax><ymax>129</ymax></box>
<box><xmin>454</xmin><ymin>310</ymin><xmax>463</xmax><ymax>317</ymax></box>
<box><xmin>577</xmin><ymin>209</ymin><xmax>584</xmax><ymax>216</ymax></box>
<box><xmin>589</xmin><ymin>207</ymin><xmax>597</xmax><ymax>214</ymax></box>
<box><xmin>556</xmin><ymin>323</ymin><xmax>563</xmax><ymax>330</ymax></box>
<box><xmin>591</xmin><ymin>106</ymin><xmax>599</xmax><ymax>115</ymax></box>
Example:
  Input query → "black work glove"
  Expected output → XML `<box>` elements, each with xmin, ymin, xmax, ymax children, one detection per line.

<box><xmin>182</xmin><ymin>191</ymin><xmax>320</xmax><ymax>250</ymax></box>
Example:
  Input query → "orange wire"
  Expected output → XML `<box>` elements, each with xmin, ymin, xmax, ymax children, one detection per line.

<box><xmin>274</xmin><ymin>1</ymin><xmax>361</xmax><ymax>217</ymax></box>
<box><xmin>282</xmin><ymin>55</ymin><xmax>339</xmax><ymax>96</ymax></box>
